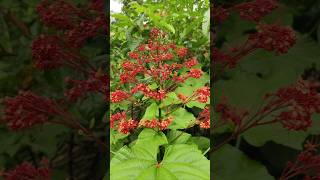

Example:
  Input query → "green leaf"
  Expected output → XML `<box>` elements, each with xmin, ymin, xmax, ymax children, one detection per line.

<box><xmin>135</xmin><ymin>129</ymin><xmax>168</xmax><ymax>159</ymax></box>
<box><xmin>142</xmin><ymin>102</ymin><xmax>159</xmax><ymax>120</ymax></box>
<box><xmin>187</xmin><ymin>136</ymin><xmax>210</xmax><ymax>153</ymax></box>
<box><xmin>212</xmin><ymin>145</ymin><xmax>274</xmax><ymax>180</ymax></box>
<box><xmin>160</xmin><ymin>92</ymin><xmax>180</xmax><ymax>108</ymax></box>
<box><xmin>112</xmin><ymin>13</ymin><xmax>133</xmax><ymax>26</ymax></box>
<box><xmin>110</xmin><ymin>129</ymin><xmax>128</xmax><ymax>145</ymax></box>
<box><xmin>161</xmin><ymin>22</ymin><xmax>175</xmax><ymax>34</ymax></box>
<box><xmin>159</xmin><ymin>144</ymin><xmax>209</xmax><ymax>180</ymax></box>
<box><xmin>243</xmin><ymin>123</ymin><xmax>308</xmax><ymax>150</ymax></box>
<box><xmin>186</xmin><ymin>100</ymin><xmax>207</xmax><ymax>109</ymax></box>
<box><xmin>244</xmin><ymin>96</ymin><xmax>320</xmax><ymax>148</ymax></box>
<box><xmin>169</xmin><ymin>108</ymin><xmax>196</xmax><ymax>130</ymax></box>
<box><xmin>136</xmin><ymin>129</ymin><xmax>168</xmax><ymax>146</ymax></box>
<box><xmin>111</xmin><ymin>142</ymin><xmax>209</xmax><ymax>180</ymax></box>
<box><xmin>167</xmin><ymin>130</ymin><xmax>191</xmax><ymax>144</ymax></box>
<box><xmin>175</xmin><ymin>72</ymin><xmax>209</xmax><ymax>97</ymax></box>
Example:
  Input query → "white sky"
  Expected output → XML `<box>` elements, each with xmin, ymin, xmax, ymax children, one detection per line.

<box><xmin>110</xmin><ymin>0</ymin><xmax>123</xmax><ymax>13</ymax></box>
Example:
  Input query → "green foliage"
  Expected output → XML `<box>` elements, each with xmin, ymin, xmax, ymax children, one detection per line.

<box><xmin>111</xmin><ymin>129</ymin><xmax>209</xmax><ymax>180</ymax></box>
<box><xmin>212</xmin><ymin>145</ymin><xmax>274</xmax><ymax>180</ymax></box>
<box><xmin>169</xmin><ymin>108</ymin><xmax>196</xmax><ymax>130</ymax></box>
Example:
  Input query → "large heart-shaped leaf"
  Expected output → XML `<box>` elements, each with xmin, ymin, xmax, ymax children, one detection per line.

<box><xmin>111</xmin><ymin>129</ymin><xmax>209</xmax><ymax>180</ymax></box>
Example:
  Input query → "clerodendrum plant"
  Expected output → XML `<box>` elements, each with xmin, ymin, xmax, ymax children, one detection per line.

<box><xmin>110</xmin><ymin>28</ymin><xmax>210</xmax><ymax>179</ymax></box>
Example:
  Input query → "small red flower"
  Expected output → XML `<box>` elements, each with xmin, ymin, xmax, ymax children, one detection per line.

<box><xmin>140</xmin><ymin>119</ymin><xmax>158</xmax><ymax>128</ymax></box>
<box><xmin>176</xmin><ymin>47</ymin><xmax>188</xmax><ymax>58</ymax></box>
<box><xmin>158</xmin><ymin>117</ymin><xmax>173</xmax><ymax>130</ymax></box>
<box><xmin>128</xmin><ymin>51</ymin><xmax>140</xmax><ymax>59</ymax></box>
<box><xmin>185</xmin><ymin>57</ymin><xmax>198</xmax><ymax>68</ymax></box>
<box><xmin>118</xmin><ymin>119</ymin><xmax>138</xmax><ymax>134</ymax></box>
<box><xmin>111</xmin><ymin>90</ymin><xmax>129</xmax><ymax>103</ymax></box>
<box><xmin>200</xmin><ymin>119</ymin><xmax>210</xmax><ymax>129</ymax></box>
<box><xmin>110</xmin><ymin>112</ymin><xmax>126</xmax><ymax>128</ymax></box>
<box><xmin>122</xmin><ymin>61</ymin><xmax>136</xmax><ymax>71</ymax></box>
<box><xmin>138</xmin><ymin>44</ymin><xmax>146</xmax><ymax>51</ymax></box>
<box><xmin>188</xmin><ymin>69</ymin><xmax>203</xmax><ymax>79</ymax></box>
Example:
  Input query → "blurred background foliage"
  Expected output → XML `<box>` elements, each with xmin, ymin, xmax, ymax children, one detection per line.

<box><xmin>213</xmin><ymin>0</ymin><xmax>320</xmax><ymax>179</ymax></box>
<box><xmin>0</xmin><ymin>0</ymin><xmax>107</xmax><ymax>179</ymax></box>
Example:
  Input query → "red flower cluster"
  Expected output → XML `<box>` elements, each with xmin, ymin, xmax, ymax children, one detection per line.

<box><xmin>264</xmin><ymin>80</ymin><xmax>320</xmax><ymax>131</ymax></box>
<box><xmin>139</xmin><ymin>117</ymin><xmax>173</xmax><ymax>130</ymax></box>
<box><xmin>249</xmin><ymin>23</ymin><xmax>296</xmax><ymax>54</ymax></box>
<box><xmin>110</xmin><ymin>112</ymin><xmax>174</xmax><ymax>134</ymax></box>
<box><xmin>118</xmin><ymin>119</ymin><xmax>138</xmax><ymax>134</ymax></box>
<box><xmin>111</xmin><ymin>28</ymin><xmax>209</xmax><ymax>133</ymax></box>
<box><xmin>280</xmin><ymin>141</ymin><xmax>320</xmax><ymax>180</ymax></box>
<box><xmin>234</xmin><ymin>0</ymin><xmax>278</xmax><ymax>22</ymax></box>
<box><xmin>37</xmin><ymin>0</ymin><xmax>106</xmax><ymax>46</ymax></box>
<box><xmin>176</xmin><ymin>47</ymin><xmax>188</xmax><ymax>58</ymax></box>
<box><xmin>65</xmin><ymin>71</ymin><xmax>108</xmax><ymax>101</ymax></box>
<box><xmin>197</xmin><ymin>107</ymin><xmax>210</xmax><ymax>129</ymax></box>
<box><xmin>213</xmin><ymin>24</ymin><xmax>295</xmax><ymax>70</ymax></box>
<box><xmin>131</xmin><ymin>84</ymin><xmax>166</xmax><ymax>101</ymax></box>
<box><xmin>31</xmin><ymin>35</ymin><xmax>77</xmax><ymax>70</ymax></box>
<box><xmin>32</xmin><ymin>0</ymin><xmax>106</xmax><ymax>69</ymax></box>
<box><xmin>185</xmin><ymin>57</ymin><xmax>198</xmax><ymax>68</ymax></box>
<box><xmin>3</xmin><ymin>91</ymin><xmax>60</xmax><ymax>130</ymax></box>
<box><xmin>188</xmin><ymin>69</ymin><xmax>203</xmax><ymax>79</ymax></box>
<box><xmin>31</xmin><ymin>0</ymin><xmax>108</xmax><ymax>103</ymax></box>
<box><xmin>177</xmin><ymin>87</ymin><xmax>210</xmax><ymax>105</ymax></box>
<box><xmin>2</xmin><ymin>160</ymin><xmax>50</xmax><ymax>180</ymax></box>
<box><xmin>213</xmin><ymin>0</ymin><xmax>278</xmax><ymax>23</ymax></box>
<box><xmin>37</xmin><ymin>0</ymin><xmax>81</xmax><ymax>30</ymax></box>
<box><xmin>112</xmin><ymin>28</ymin><xmax>204</xmax><ymax>104</ymax></box>
<box><xmin>65</xmin><ymin>16</ymin><xmax>106</xmax><ymax>48</ymax></box>
<box><xmin>111</xmin><ymin>90</ymin><xmax>129</xmax><ymax>103</ymax></box>
<box><xmin>195</xmin><ymin>87</ymin><xmax>210</xmax><ymax>103</ymax></box>
<box><xmin>110</xmin><ymin>112</ymin><xmax>138</xmax><ymax>134</ymax></box>
<box><xmin>110</xmin><ymin>111</ymin><xmax>126</xmax><ymax>128</ymax></box>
